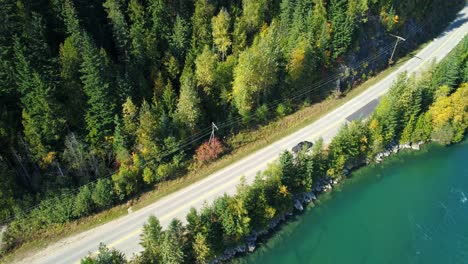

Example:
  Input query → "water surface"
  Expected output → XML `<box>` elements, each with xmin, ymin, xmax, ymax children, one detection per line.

<box><xmin>236</xmin><ymin>141</ymin><xmax>468</xmax><ymax>264</ymax></box>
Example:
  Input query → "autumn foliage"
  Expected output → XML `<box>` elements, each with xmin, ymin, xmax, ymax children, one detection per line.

<box><xmin>195</xmin><ymin>137</ymin><xmax>224</xmax><ymax>164</ymax></box>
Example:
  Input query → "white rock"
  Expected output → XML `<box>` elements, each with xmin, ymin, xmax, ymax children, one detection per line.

<box><xmin>247</xmin><ymin>242</ymin><xmax>256</xmax><ymax>252</ymax></box>
<box><xmin>411</xmin><ymin>144</ymin><xmax>420</xmax><ymax>150</ymax></box>
<box><xmin>294</xmin><ymin>200</ymin><xmax>303</xmax><ymax>211</ymax></box>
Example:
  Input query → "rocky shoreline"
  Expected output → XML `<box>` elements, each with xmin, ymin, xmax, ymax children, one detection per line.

<box><xmin>211</xmin><ymin>141</ymin><xmax>426</xmax><ymax>263</ymax></box>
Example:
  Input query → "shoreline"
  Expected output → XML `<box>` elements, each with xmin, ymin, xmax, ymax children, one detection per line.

<box><xmin>212</xmin><ymin>140</ymin><xmax>428</xmax><ymax>263</ymax></box>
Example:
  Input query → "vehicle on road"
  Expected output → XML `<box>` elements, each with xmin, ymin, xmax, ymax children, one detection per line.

<box><xmin>292</xmin><ymin>141</ymin><xmax>314</xmax><ymax>154</ymax></box>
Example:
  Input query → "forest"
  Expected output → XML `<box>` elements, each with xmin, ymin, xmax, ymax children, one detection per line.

<box><xmin>0</xmin><ymin>0</ymin><xmax>464</xmax><ymax>256</ymax></box>
<box><xmin>82</xmin><ymin>36</ymin><xmax>468</xmax><ymax>264</ymax></box>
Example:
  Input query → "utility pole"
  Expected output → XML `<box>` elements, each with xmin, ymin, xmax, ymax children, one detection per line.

<box><xmin>388</xmin><ymin>33</ymin><xmax>406</xmax><ymax>65</ymax></box>
<box><xmin>209</xmin><ymin>122</ymin><xmax>218</xmax><ymax>145</ymax></box>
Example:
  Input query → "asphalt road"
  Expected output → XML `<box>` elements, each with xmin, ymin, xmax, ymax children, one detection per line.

<box><xmin>17</xmin><ymin>6</ymin><xmax>468</xmax><ymax>264</ymax></box>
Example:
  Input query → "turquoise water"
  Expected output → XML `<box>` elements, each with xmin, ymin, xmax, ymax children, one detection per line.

<box><xmin>236</xmin><ymin>141</ymin><xmax>468</xmax><ymax>264</ymax></box>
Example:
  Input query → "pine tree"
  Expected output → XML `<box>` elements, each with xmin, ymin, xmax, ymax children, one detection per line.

<box><xmin>62</xmin><ymin>0</ymin><xmax>81</xmax><ymax>37</ymax></box>
<box><xmin>279</xmin><ymin>0</ymin><xmax>294</xmax><ymax>30</ymax></box>
<box><xmin>14</xmin><ymin>38</ymin><xmax>65</xmax><ymax>164</ymax></box>
<box><xmin>279</xmin><ymin>151</ymin><xmax>296</xmax><ymax>192</ymax></box>
<box><xmin>140</xmin><ymin>215</ymin><xmax>163</xmax><ymax>262</ymax></box>
<box><xmin>308</xmin><ymin>0</ymin><xmax>330</xmax><ymax>63</ymax></box>
<box><xmin>103</xmin><ymin>0</ymin><xmax>131</xmax><ymax>62</ymax></box>
<box><xmin>162</xmin><ymin>81</ymin><xmax>177</xmax><ymax>116</ymax></box>
<box><xmin>121</xmin><ymin>97</ymin><xmax>139</xmax><ymax>147</ymax></box>
<box><xmin>0</xmin><ymin>0</ymin><xmax>19</xmax><ymax>98</ymax></box>
<box><xmin>400</xmin><ymin>115</ymin><xmax>415</xmax><ymax>144</ymax></box>
<box><xmin>287</xmin><ymin>0</ymin><xmax>311</xmax><ymax>53</ymax></box>
<box><xmin>161</xmin><ymin>219</ymin><xmax>185</xmax><ymax>264</ymax></box>
<box><xmin>59</xmin><ymin>35</ymin><xmax>86</xmax><ymax>130</ymax></box>
<box><xmin>175</xmin><ymin>65</ymin><xmax>203</xmax><ymax>133</ymax></box>
<box><xmin>20</xmin><ymin>73</ymin><xmax>66</xmax><ymax>164</ymax></box>
<box><xmin>80</xmin><ymin>34</ymin><xmax>116</xmax><ymax>152</ymax></box>
<box><xmin>193</xmin><ymin>233</ymin><xmax>210</xmax><ymax>264</ymax></box>
<box><xmin>147</xmin><ymin>0</ymin><xmax>170</xmax><ymax>62</ymax></box>
<box><xmin>136</xmin><ymin>100</ymin><xmax>160</xmax><ymax>164</ymax></box>
<box><xmin>329</xmin><ymin>0</ymin><xmax>354</xmax><ymax>59</ymax></box>
<box><xmin>170</xmin><ymin>15</ymin><xmax>190</xmax><ymax>61</ymax></box>
<box><xmin>191</xmin><ymin>0</ymin><xmax>215</xmax><ymax>52</ymax></box>
<box><xmin>127</xmin><ymin>0</ymin><xmax>147</xmax><ymax>63</ymax></box>
<box><xmin>242</xmin><ymin>0</ymin><xmax>268</xmax><ymax>33</ymax></box>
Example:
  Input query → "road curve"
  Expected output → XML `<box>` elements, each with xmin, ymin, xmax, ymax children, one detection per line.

<box><xmin>17</xmin><ymin>6</ymin><xmax>468</xmax><ymax>264</ymax></box>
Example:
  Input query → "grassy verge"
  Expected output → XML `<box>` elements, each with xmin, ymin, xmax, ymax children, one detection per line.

<box><xmin>2</xmin><ymin>44</ymin><xmax>425</xmax><ymax>263</ymax></box>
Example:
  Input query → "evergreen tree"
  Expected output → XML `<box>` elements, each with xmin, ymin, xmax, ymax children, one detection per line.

<box><xmin>279</xmin><ymin>151</ymin><xmax>296</xmax><ymax>191</ymax></box>
<box><xmin>308</xmin><ymin>0</ymin><xmax>330</xmax><ymax>64</ymax></box>
<box><xmin>140</xmin><ymin>215</ymin><xmax>163</xmax><ymax>262</ymax></box>
<box><xmin>127</xmin><ymin>0</ymin><xmax>147</xmax><ymax>62</ymax></box>
<box><xmin>400</xmin><ymin>115</ymin><xmax>415</xmax><ymax>144</ymax></box>
<box><xmin>147</xmin><ymin>0</ymin><xmax>170</xmax><ymax>62</ymax></box>
<box><xmin>411</xmin><ymin>112</ymin><xmax>432</xmax><ymax>143</ymax></box>
<box><xmin>0</xmin><ymin>1</ymin><xmax>20</xmax><ymax>146</ymax></box>
<box><xmin>240</xmin><ymin>176</ymin><xmax>274</xmax><ymax>230</ymax></box>
<box><xmin>279</xmin><ymin>0</ymin><xmax>294</xmax><ymax>30</ymax></box>
<box><xmin>191</xmin><ymin>0</ymin><xmax>215</xmax><ymax>52</ymax></box>
<box><xmin>15</xmin><ymin>39</ymin><xmax>66</xmax><ymax>164</ymax></box>
<box><xmin>103</xmin><ymin>0</ymin><xmax>131</xmax><ymax>62</ymax></box>
<box><xmin>162</xmin><ymin>81</ymin><xmax>177</xmax><ymax>116</ymax></box>
<box><xmin>193</xmin><ymin>233</ymin><xmax>210</xmax><ymax>264</ymax></box>
<box><xmin>59</xmin><ymin>35</ymin><xmax>86</xmax><ymax>130</ymax></box>
<box><xmin>73</xmin><ymin>185</ymin><xmax>93</xmax><ymax>217</ymax></box>
<box><xmin>170</xmin><ymin>15</ymin><xmax>190</xmax><ymax>61</ymax></box>
<box><xmin>121</xmin><ymin>97</ymin><xmax>139</xmax><ymax>147</ymax></box>
<box><xmin>242</xmin><ymin>0</ymin><xmax>268</xmax><ymax>33</ymax></box>
<box><xmin>160</xmin><ymin>219</ymin><xmax>185</xmax><ymax>264</ymax></box>
<box><xmin>175</xmin><ymin>65</ymin><xmax>203</xmax><ymax>133</ymax></box>
<box><xmin>80</xmin><ymin>34</ymin><xmax>116</xmax><ymax>153</ymax></box>
<box><xmin>62</xmin><ymin>0</ymin><xmax>81</xmax><ymax>37</ymax></box>
<box><xmin>136</xmin><ymin>100</ymin><xmax>160</xmax><ymax>165</ymax></box>
<box><xmin>81</xmin><ymin>243</ymin><xmax>127</xmax><ymax>264</ymax></box>
<box><xmin>329</xmin><ymin>0</ymin><xmax>354</xmax><ymax>59</ymax></box>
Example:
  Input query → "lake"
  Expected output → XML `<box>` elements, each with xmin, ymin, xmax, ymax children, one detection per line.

<box><xmin>235</xmin><ymin>141</ymin><xmax>468</xmax><ymax>264</ymax></box>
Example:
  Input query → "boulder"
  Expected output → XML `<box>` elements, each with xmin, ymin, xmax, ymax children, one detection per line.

<box><xmin>411</xmin><ymin>141</ymin><xmax>422</xmax><ymax>150</ymax></box>
<box><xmin>303</xmin><ymin>192</ymin><xmax>316</xmax><ymax>203</ymax></box>
<box><xmin>247</xmin><ymin>241</ymin><xmax>256</xmax><ymax>252</ymax></box>
<box><xmin>400</xmin><ymin>143</ymin><xmax>411</xmax><ymax>149</ymax></box>
<box><xmin>294</xmin><ymin>200</ymin><xmax>304</xmax><ymax>211</ymax></box>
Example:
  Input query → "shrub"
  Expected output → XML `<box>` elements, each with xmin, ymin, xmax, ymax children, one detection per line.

<box><xmin>112</xmin><ymin>164</ymin><xmax>141</xmax><ymax>200</ymax></box>
<box><xmin>142</xmin><ymin>167</ymin><xmax>156</xmax><ymax>185</ymax></box>
<box><xmin>92</xmin><ymin>178</ymin><xmax>115</xmax><ymax>208</ymax></box>
<box><xmin>81</xmin><ymin>243</ymin><xmax>127</xmax><ymax>264</ymax></box>
<box><xmin>33</xmin><ymin>194</ymin><xmax>75</xmax><ymax>224</ymax></box>
<box><xmin>431</xmin><ymin>123</ymin><xmax>454</xmax><ymax>145</ymax></box>
<box><xmin>276</xmin><ymin>102</ymin><xmax>292</xmax><ymax>117</ymax></box>
<box><xmin>73</xmin><ymin>185</ymin><xmax>94</xmax><ymax>217</ymax></box>
<box><xmin>195</xmin><ymin>137</ymin><xmax>224</xmax><ymax>164</ymax></box>
<box><xmin>255</xmin><ymin>104</ymin><xmax>269</xmax><ymax>123</ymax></box>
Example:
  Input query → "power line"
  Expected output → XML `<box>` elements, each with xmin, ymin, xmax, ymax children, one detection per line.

<box><xmin>0</xmin><ymin>42</ymin><xmax>399</xmax><ymax>225</ymax></box>
<box><xmin>1</xmin><ymin>18</ymin><xmax>428</xmax><ymax>225</ymax></box>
